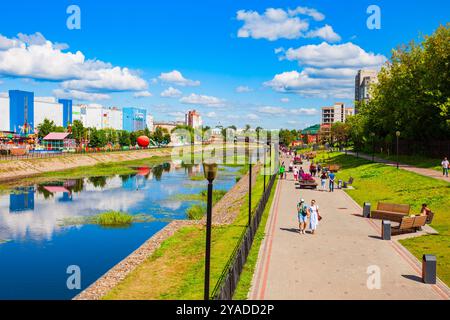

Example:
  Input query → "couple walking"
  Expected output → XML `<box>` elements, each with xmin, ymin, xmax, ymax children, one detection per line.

<box><xmin>319</xmin><ymin>171</ymin><xmax>336</xmax><ymax>192</ymax></box>
<box><xmin>297</xmin><ymin>199</ymin><xmax>321</xmax><ymax>235</ymax></box>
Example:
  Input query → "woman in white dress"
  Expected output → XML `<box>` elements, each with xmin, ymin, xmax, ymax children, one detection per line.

<box><xmin>309</xmin><ymin>199</ymin><xmax>320</xmax><ymax>234</ymax></box>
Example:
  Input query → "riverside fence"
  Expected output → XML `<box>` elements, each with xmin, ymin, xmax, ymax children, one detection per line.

<box><xmin>211</xmin><ymin>172</ymin><xmax>277</xmax><ymax>300</ymax></box>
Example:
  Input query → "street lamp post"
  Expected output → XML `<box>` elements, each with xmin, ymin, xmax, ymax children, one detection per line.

<box><xmin>396</xmin><ymin>131</ymin><xmax>401</xmax><ymax>169</ymax></box>
<box><xmin>355</xmin><ymin>134</ymin><xmax>359</xmax><ymax>158</ymax></box>
<box><xmin>202</xmin><ymin>162</ymin><xmax>218</xmax><ymax>301</ymax></box>
<box><xmin>371</xmin><ymin>132</ymin><xmax>376</xmax><ymax>162</ymax></box>
<box><xmin>248</xmin><ymin>157</ymin><xmax>252</xmax><ymax>226</ymax></box>
<box><xmin>263</xmin><ymin>145</ymin><xmax>267</xmax><ymax>193</ymax></box>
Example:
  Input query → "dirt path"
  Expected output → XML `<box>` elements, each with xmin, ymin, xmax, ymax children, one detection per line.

<box><xmin>347</xmin><ymin>151</ymin><xmax>449</xmax><ymax>183</ymax></box>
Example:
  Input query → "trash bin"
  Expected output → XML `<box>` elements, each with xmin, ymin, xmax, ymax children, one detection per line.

<box><xmin>363</xmin><ymin>202</ymin><xmax>371</xmax><ymax>218</ymax></box>
<box><xmin>382</xmin><ymin>220</ymin><xmax>391</xmax><ymax>240</ymax></box>
<box><xmin>422</xmin><ymin>255</ymin><xmax>437</xmax><ymax>284</ymax></box>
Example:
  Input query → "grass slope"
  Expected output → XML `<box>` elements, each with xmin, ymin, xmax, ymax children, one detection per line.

<box><xmin>233</xmin><ymin>178</ymin><xmax>278</xmax><ymax>299</ymax></box>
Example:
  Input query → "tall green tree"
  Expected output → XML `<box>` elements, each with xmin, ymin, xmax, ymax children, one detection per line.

<box><xmin>362</xmin><ymin>24</ymin><xmax>450</xmax><ymax>146</ymax></box>
<box><xmin>71</xmin><ymin>120</ymin><xmax>85</xmax><ymax>144</ymax></box>
<box><xmin>37</xmin><ymin>119</ymin><xmax>57</xmax><ymax>139</ymax></box>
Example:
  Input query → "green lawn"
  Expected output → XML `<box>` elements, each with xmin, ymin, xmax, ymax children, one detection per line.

<box><xmin>374</xmin><ymin>153</ymin><xmax>442</xmax><ymax>171</ymax></box>
<box><xmin>233</xmin><ymin>178</ymin><xmax>278</xmax><ymax>299</ymax></box>
<box><xmin>103</xmin><ymin>169</ymin><xmax>275</xmax><ymax>300</ymax></box>
<box><xmin>322</xmin><ymin>153</ymin><xmax>450</xmax><ymax>286</ymax></box>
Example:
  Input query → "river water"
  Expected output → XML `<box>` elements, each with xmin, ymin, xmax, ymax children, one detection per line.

<box><xmin>0</xmin><ymin>162</ymin><xmax>240</xmax><ymax>300</ymax></box>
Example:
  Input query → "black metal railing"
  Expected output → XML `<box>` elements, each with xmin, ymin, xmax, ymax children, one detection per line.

<box><xmin>211</xmin><ymin>173</ymin><xmax>277</xmax><ymax>300</ymax></box>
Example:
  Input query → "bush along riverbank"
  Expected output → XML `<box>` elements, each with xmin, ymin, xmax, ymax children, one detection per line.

<box><xmin>58</xmin><ymin>211</ymin><xmax>164</xmax><ymax>228</ymax></box>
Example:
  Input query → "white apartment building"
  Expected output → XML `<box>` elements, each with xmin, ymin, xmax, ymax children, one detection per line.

<box><xmin>146</xmin><ymin>114</ymin><xmax>154</xmax><ymax>132</ymax></box>
<box><xmin>73</xmin><ymin>104</ymin><xmax>123</xmax><ymax>131</ymax></box>
<box><xmin>0</xmin><ymin>96</ymin><xmax>10</xmax><ymax>131</ymax></box>
<box><xmin>102</xmin><ymin>107</ymin><xmax>123</xmax><ymax>130</ymax></box>
<box><xmin>321</xmin><ymin>103</ymin><xmax>355</xmax><ymax>134</ymax></box>
<box><xmin>355</xmin><ymin>69</ymin><xmax>378</xmax><ymax>113</ymax></box>
<box><xmin>34</xmin><ymin>97</ymin><xmax>64</xmax><ymax>128</ymax></box>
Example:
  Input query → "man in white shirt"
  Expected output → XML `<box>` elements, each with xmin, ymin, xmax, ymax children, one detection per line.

<box><xmin>442</xmin><ymin>157</ymin><xmax>449</xmax><ymax>177</ymax></box>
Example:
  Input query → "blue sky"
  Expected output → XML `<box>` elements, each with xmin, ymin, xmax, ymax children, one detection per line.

<box><xmin>0</xmin><ymin>0</ymin><xmax>449</xmax><ymax>129</ymax></box>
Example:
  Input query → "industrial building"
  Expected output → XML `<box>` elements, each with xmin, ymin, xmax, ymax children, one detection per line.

<box><xmin>123</xmin><ymin>107</ymin><xmax>147</xmax><ymax>132</ymax></box>
<box><xmin>0</xmin><ymin>89</ymin><xmax>155</xmax><ymax>134</ymax></box>
<box><xmin>0</xmin><ymin>90</ymin><xmax>72</xmax><ymax>134</ymax></box>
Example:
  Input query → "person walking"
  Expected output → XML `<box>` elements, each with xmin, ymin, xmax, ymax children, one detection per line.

<box><xmin>297</xmin><ymin>198</ymin><xmax>308</xmax><ymax>234</ymax></box>
<box><xmin>328</xmin><ymin>171</ymin><xmax>336</xmax><ymax>192</ymax></box>
<box><xmin>279</xmin><ymin>164</ymin><xmax>285</xmax><ymax>180</ymax></box>
<box><xmin>293</xmin><ymin>166</ymin><xmax>299</xmax><ymax>182</ymax></box>
<box><xmin>310</xmin><ymin>163</ymin><xmax>317</xmax><ymax>177</ymax></box>
<box><xmin>309</xmin><ymin>199</ymin><xmax>320</xmax><ymax>235</ymax></box>
<box><xmin>442</xmin><ymin>157</ymin><xmax>449</xmax><ymax>177</ymax></box>
<box><xmin>320</xmin><ymin>171</ymin><xmax>327</xmax><ymax>191</ymax></box>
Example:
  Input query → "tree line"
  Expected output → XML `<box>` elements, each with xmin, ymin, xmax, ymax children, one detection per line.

<box><xmin>37</xmin><ymin>119</ymin><xmax>171</xmax><ymax>148</ymax></box>
<box><xmin>279</xmin><ymin>24</ymin><xmax>450</xmax><ymax>156</ymax></box>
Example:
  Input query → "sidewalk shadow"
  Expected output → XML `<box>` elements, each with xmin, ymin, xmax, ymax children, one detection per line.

<box><xmin>280</xmin><ymin>227</ymin><xmax>300</xmax><ymax>234</ymax></box>
<box><xmin>402</xmin><ymin>274</ymin><xmax>423</xmax><ymax>283</ymax></box>
<box><xmin>368</xmin><ymin>235</ymin><xmax>382</xmax><ymax>240</ymax></box>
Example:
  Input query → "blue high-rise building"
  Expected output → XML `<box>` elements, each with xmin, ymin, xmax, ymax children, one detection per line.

<box><xmin>58</xmin><ymin>99</ymin><xmax>73</xmax><ymax>127</ymax></box>
<box><xmin>9</xmin><ymin>187</ymin><xmax>35</xmax><ymax>213</ymax></box>
<box><xmin>123</xmin><ymin>107</ymin><xmax>147</xmax><ymax>132</ymax></box>
<box><xmin>9</xmin><ymin>90</ymin><xmax>34</xmax><ymax>133</ymax></box>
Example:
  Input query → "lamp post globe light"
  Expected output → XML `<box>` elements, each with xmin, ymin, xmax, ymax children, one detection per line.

<box><xmin>396</xmin><ymin>131</ymin><xmax>401</xmax><ymax>169</ymax></box>
<box><xmin>202</xmin><ymin>162</ymin><xmax>218</xmax><ymax>300</ymax></box>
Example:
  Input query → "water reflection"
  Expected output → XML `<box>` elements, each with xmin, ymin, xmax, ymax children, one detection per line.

<box><xmin>0</xmin><ymin>162</ymin><xmax>240</xmax><ymax>299</ymax></box>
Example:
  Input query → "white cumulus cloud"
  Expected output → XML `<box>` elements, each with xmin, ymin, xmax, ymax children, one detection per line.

<box><xmin>53</xmin><ymin>89</ymin><xmax>110</xmax><ymax>101</ymax></box>
<box><xmin>306</xmin><ymin>25</ymin><xmax>341</xmax><ymax>43</ymax></box>
<box><xmin>160</xmin><ymin>86</ymin><xmax>182</xmax><ymax>98</ymax></box>
<box><xmin>236</xmin><ymin>85</ymin><xmax>253</xmax><ymax>93</ymax></box>
<box><xmin>267</xmin><ymin>42</ymin><xmax>387</xmax><ymax>99</ymax></box>
<box><xmin>179</xmin><ymin>93</ymin><xmax>225</xmax><ymax>107</ymax></box>
<box><xmin>134</xmin><ymin>91</ymin><xmax>152</xmax><ymax>98</ymax></box>
<box><xmin>282</xmin><ymin>42</ymin><xmax>386</xmax><ymax>68</ymax></box>
<box><xmin>0</xmin><ymin>32</ymin><xmax>148</xmax><ymax>96</ymax></box>
<box><xmin>158</xmin><ymin>70</ymin><xmax>200</xmax><ymax>87</ymax></box>
<box><xmin>237</xmin><ymin>8</ymin><xmax>309</xmax><ymax>41</ymax></box>
<box><xmin>236</xmin><ymin>7</ymin><xmax>339</xmax><ymax>42</ymax></box>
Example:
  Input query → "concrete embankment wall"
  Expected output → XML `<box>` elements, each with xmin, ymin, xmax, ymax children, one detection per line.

<box><xmin>0</xmin><ymin>148</ymin><xmax>173</xmax><ymax>183</ymax></box>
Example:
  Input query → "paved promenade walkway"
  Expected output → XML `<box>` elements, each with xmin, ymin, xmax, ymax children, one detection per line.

<box><xmin>250</xmin><ymin>163</ymin><xmax>450</xmax><ymax>300</ymax></box>
<box><xmin>346</xmin><ymin>151</ymin><xmax>449</xmax><ymax>183</ymax></box>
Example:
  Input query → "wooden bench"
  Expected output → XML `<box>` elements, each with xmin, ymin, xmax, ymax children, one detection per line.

<box><xmin>391</xmin><ymin>215</ymin><xmax>428</xmax><ymax>235</ymax></box>
<box><xmin>328</xmin><ymin>164</ymin><xmax>341</xmax><ymax>172</ymax></box>
<box><xmin>426</xmin><ymin>211</ymin><xmax>434</xmax><ymax>224</ymax></box>
<box><xmin>343</xmin><ymin>177</ymin><xmax>354</xmax><ymax>188</ymax></box>
<box><xmin>371</xmin><ymin>202</ymin><xmax>410</xmax><ymax>223</ymax></box>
